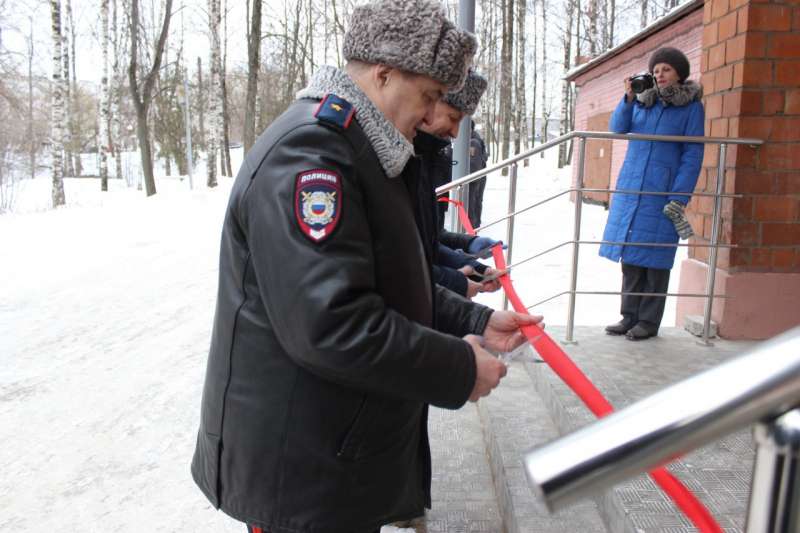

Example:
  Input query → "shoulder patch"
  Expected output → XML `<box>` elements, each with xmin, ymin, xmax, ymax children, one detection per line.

<box><xmin>314</xmin><ymin>94</ymin><xmax>355</xmax><ymax>131</ymax></box>
<box><xmin>295</xmin><ymin>170</ymin><xmax>343</xmax><ymax>243</ymax></box>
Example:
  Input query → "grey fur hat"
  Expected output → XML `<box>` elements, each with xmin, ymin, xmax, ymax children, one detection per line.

<box><xmin>343</xmin><ymin>0</ymin><xmax>477</xmax><ymax>91</ymax></box>
<box><xmin>442</xmin><ymin>69</ymin><xmax>487</xmax><ymax>116</ymax></box>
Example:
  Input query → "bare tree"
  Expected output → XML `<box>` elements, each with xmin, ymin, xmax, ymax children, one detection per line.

<box><xmin>206</xmin><ymin>0</ymin><xmax>220</xmax><ymax>188</ymax></box>
<box><xmin>540</xmin><ymin>0</ymin><xmax>548</xmax><ymax>158</ymax></box>
<box><xmin>515</xmin><ymin>0</ymin><xmax>529</xmax><ymax>166</ymax></box>
<box><xmin>559</xmin><ymin>0</ymin><xmax>575</xmax><ymax>168</ymax></box>
<box><xmin>99</xmin><ymin>0</ymin><xmax>110</xmax><ymax>190</ymax></box>
<box><xmin>50</xmin><ymin>0</ymin><xmax>66</xmax><ymax>207</ymax></box>
<box><xmin>243</xmin><ymin>0</ymin><xmax>261</xmax><ymax>153</ymax></box>
<box><xmin>110</xmin><ymin>0</ymin><xmax>123</xmax><ymax>184</ymax></box>
<box><xmin>128</xmin><ymin>0</ymin><xmax>173</xmax><ymax>196</ymax></box>
<box><xmin>499</xmin><ymin>0</ymin><xmax>513</xmax><ymax>173</ymax></box>
<box><xmin>220</xmin><ymin>0</ymin><xmax>232</xmax><ymax>177</ymax></box>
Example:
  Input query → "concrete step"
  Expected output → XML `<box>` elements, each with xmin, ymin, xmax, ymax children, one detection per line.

<box><xmin>477</xmin><ymin>363</ymin><xmax>608</xmax><ymax>532</ymax></box>
<box><xmin>524</xmin><ymin>326</ymin><xmax>757</xmax><ymax>533</ymax></box>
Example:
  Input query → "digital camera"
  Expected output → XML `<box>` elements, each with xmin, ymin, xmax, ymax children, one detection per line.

<box><xmin>629</xmin><ymin>72</ymin><xmax>655</xmax><ymax>94</ymax></box>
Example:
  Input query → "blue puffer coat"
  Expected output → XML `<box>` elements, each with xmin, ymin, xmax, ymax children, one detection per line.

<box><xmin>599</xmin><ymin>80</ymin><xmax>705</xmax><ymax>270</ymax></box>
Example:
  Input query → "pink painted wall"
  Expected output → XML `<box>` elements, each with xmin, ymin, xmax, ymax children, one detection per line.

<box><xmin>570</xmin><ymin>8</ymin><xmax>704</xmax><ymax>193</ymax></box>
<box><xmin>676</xmin><ymin>259</ymin><xmax>800</xmax><ymax>340</ymax></box>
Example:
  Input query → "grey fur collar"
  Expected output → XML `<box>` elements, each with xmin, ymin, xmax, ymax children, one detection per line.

<box><xmin>637</xmin><ymin>80</ymin><xmax>703</xmax><ymax>109</ymax></box>
<box><xmin>297</xmin><ymin>65</ymin><xmax>412</xmax><ymax>178</ymax></box>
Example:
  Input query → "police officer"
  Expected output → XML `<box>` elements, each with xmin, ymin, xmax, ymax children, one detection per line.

<box><xmin>190</xmin><ymin>0</ymin><xmax>543</xmax><ymax>532</ymax></box>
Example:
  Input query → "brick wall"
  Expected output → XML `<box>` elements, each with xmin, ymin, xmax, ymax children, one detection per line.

<box><xmin>571</xmin><ymin>9</ymin><xmax>703</xmax><ymax>192</ymax></box>
<box><xmin>693</xmin><ymin>0</ymin><xmax>800</xmax><ymax>274</ymax></box>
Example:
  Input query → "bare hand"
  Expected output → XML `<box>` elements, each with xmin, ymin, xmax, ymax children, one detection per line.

<box><xmin>465</xmin><ymin>278</ymin><xmax>482</xmax><ymax>299</ymax></box>
<box><xmin>478</xmin><ymin>267</ymin><xmax>503</xmax><ymax>293</ymax></box>
<box><xmin>623</xmin><ymin>77</ymin><xmax>635</xmax><ymax>103</ymax></box>
<box><xmin>464</xmin><ymin>334</ymin><xmax>508</xmax><ymax>402</ymax></box>
<box><xmin>483</xmin><ymin>311</ymin><xmax>545</xmax><ymax>354</ymax></box>
<box><xmin>459</xmin><ymin>265</ymin><xmax>474</xmax><ymax>276</ymax></box>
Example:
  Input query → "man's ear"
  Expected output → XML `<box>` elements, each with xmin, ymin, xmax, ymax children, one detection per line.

<box><xmin>373</xmin><ymin>64</ymin><xmax>394</xmax><ymax>88</ymax></box>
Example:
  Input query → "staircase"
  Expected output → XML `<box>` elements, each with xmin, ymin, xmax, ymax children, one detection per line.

<box><xmin>422</xmin><ymin>326</ymin><xmax>759</xmax><ymax>533</ymax></box>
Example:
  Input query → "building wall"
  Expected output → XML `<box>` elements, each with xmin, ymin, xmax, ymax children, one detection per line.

<box><xmin>571</xmin><ymin>9</ymin><xmax>704</xmax><ymax>193</ymax></box>
<box><xmin>676</xmin><ymin>0</ymin><xmax>800</xmax><ymax>339</ymax></box>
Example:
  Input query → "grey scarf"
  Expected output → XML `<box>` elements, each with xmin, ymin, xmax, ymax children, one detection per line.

<box><xmin>637</xmin><ymin>80</ymin><xmax>704</xmax><ymax>109</ymax></box>
<box><xmin>297</xmin><ymin>65</ymin><xmax>413</xmax><ymax>178</ymax></box>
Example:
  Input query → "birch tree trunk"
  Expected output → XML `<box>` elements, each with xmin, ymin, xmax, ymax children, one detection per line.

<box><xmin>129</xmin><ymin>0</ymin><xmax>173</xmax><ymax>196</ymax></box>
<box><xmin>62</xmin><ymin>33</ymin><xmax>73</xmax><ymax>177</ymax></box>
<box><xmin>499</xmin><ymin>0</ymin><xmax>513</xmax><ymax>174</ymax></box>
<box><xmin>197</xmin><ymin>56</ymin><xmax>205</xmax><ymax>148</ymax></box>
<box><xmin>50</xmin><ymin>0</ymin><xmax>66</xmax><ymax>207</ymax></box>
<box><xmin>243</xmin><ymin>0</ymin><xmax>261</xmax><ymax>153</ymax></box>
<box><xmin>220</xmin><ymin>0</ymin><xmax>232</xmax><ymax>177</ymax></box>
<box><xmin>111</xmin><ymin>0</ymin><xmax>123</xmax><ymax>183</ymax></box>
<box><xmin>540</xmin><ymin>0</ymin><xmax>548</xmax><ymax>158</ymax></box>
<box><xmin>558</xmin><ymin>0</ymin><xmax>574</xmax><ymax>168</ymax></box>
<box><xmin>100</xmin><ymin>0</ymin><xmax>110</xmax><ymax>191</ymax></box>
<box><xmin>516</xmin><ymin>0</ymin><xmax>529</xmax><ymax>165</ymax></box>
<box><xmin>206</xmin><ymin>0</ymin><xmax>220</xmax><ymax>188</ymax></box>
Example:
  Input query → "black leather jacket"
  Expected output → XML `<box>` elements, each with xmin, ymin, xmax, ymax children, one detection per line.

<box><xmin>191</xmin><ymin>97</ymin><xmax>493</xmax><ymax>533</ymax></box>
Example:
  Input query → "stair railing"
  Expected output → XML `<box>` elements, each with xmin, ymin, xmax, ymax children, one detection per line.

<box><xmin>436</xmin><ymin>130</ymin><xmax>764</xmax><ymax>346</ymax></box>
<box><xmin>521</xmin><ymin>325</ymin><xmax>800</xmax><ymax>532</ymax></box>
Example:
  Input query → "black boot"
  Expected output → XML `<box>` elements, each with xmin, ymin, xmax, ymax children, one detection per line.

<box><xmin>605</xmin><ymin>320</ymin><xmax>631</xmax><ymax>336</ymax></box>
<box><xmin>625</xmin><ymin>325</ymin><xmax>655</xmax><ymax>341</ymax></box>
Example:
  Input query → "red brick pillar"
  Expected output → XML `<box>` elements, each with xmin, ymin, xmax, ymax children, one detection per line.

<box><xmin>677</xmin><ymin>0</ymin><xmax>800</xmax><ymax>339</ymax></box>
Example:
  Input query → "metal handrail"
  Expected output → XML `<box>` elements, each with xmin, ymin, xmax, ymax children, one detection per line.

<box><xmin>436</xmin><ymin>130</ymin><xmax>765</xmax><ymax>346</ymax></box>
<box><xmin>522</xmin><ymin>326</ymin><xmax>800</xmax><ymax>527</ymax></box>
<box><xmin>435</xmin><ymin>130</ymin><xmax>764</xmax><ymax>195</ymax></box>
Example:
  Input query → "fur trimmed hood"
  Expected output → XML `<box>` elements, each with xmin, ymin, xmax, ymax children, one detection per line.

<box><xmin>297</xmin><ymin>65</ymin><xmax>413</xmax><ymax>179</ymax></box>
<box><xmin>637</xmin><ymin>80</ymin><xmax>703</xmax><ymax>109</ymax></box>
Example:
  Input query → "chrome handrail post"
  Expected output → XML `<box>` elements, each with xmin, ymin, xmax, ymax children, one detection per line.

<box><xmin>451</xmin><ymin>185</ymin><xmax>464</xmax><ymax>233</ymax></box>
<box><xmin>698</xmin><ymin>143</ymin><xmax>727</xmax><ymax>347</ymax></box>
<box><xmin>503</xmin><ymin>163</ymin><xmax>519</xmax><ymax>311</ymax></box>
<box><xmin>745</xmin><ymin>408</ymin><xmax>800</xmax><ymax>532</ymax></box>
<box><xmin>563</xmin><ymin>136</ymin><xmax>587</xmax><ymax>345</ymax></box>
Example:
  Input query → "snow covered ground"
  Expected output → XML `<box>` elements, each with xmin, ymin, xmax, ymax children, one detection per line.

<box><xmin>0</xmin><ymin>147</ymin><xmax>686</xmax><ymax>530</ymax></box>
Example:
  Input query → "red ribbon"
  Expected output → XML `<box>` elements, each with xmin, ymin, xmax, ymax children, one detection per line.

<box><xmin>443</xmin><ymin>198</ymin><xmax>722</xmax><ymax>533</ymax></box>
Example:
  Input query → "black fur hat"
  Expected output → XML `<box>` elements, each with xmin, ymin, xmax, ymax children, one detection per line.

<box><xmin>343</xmin><ymin>0</ymin><xmax>477</xmax><ymax>91</ymax></box>
<box><xmin>648</xmin><ymin>47</ymin><xmax>690</xmax><ymax>83</ymax></box>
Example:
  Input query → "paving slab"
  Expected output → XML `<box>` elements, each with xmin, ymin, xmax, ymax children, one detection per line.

<box><xmin>525</xmin><ymin>325</ymin><xmax>760</xmax><ymax>533</ymax></box>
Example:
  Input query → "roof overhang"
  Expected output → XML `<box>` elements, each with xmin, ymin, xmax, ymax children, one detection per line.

<box><xmin>565</xmin><ymin>0</ymin><xmax>704</xmax><ymax>82</ymax></box>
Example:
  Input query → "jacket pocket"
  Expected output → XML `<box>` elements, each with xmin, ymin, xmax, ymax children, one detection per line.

<box><xmin>337</xmin><ymin>393</ymin><xmax>381</xmax><ymax>461</ymax></box>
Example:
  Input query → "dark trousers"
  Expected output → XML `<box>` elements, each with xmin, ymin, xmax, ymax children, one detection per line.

<box><xmin>620</xmin><ymin>263</ymin><xmax>671</xmax><ymax>335</ymax></box>
<box><xmin>468</xmin><ymin>176</ymin><xmax>487</xmax><ymax>229</ymax></box>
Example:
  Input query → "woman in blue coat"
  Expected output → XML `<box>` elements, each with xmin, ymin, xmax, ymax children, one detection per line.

<box><xmin>600</xmin><ymin>47</ymin><xmax>704</xmax><ymax>340</ymax></box>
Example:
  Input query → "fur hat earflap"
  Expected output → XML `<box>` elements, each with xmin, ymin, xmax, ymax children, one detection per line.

<box><xmin>343</xmin><ymin>0</ymin><xmax>477</xmax><ymax>91</ymax></box>
<box><xmin>648</xmin><ymin>47</ymin><xmax>691</xmax><ymax>83</ymax></box>
<box><xmin>442</xmin><ymin>69</ymin><xmax>488</xmax><ymax>116</ymax></box>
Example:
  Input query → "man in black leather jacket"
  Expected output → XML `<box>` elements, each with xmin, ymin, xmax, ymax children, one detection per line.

<box><xmin>190</xmin><ymin>1</ymin><xmax>543</xmax><ymax>532</ymax></box>
<box><xmin>413</xmin><ymin>69</ymin><xmax>505</xmax><ymax>299</ymax></box>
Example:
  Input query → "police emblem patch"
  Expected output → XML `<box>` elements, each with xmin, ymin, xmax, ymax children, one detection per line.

<box><xmin>295</xmin><ymin>170</ymin><xmax>342</xmax><ymax>242</ymax></box>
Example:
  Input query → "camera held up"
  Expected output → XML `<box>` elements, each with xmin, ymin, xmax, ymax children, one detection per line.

<box><xmin>629</xmin><ymin>73</ymin><xmax>655</xmax><ymax>94</ymax></box>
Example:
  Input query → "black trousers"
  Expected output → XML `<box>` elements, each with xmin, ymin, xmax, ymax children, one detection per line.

<box><xmin>468</xmin><ymin>176</ymin><xmax>487</xmax><ymax>229</ymax></box>
<box><xmin>620</xmin><ymin>263</ymin><xmax>671</xmax><ymax>335</ymax></box>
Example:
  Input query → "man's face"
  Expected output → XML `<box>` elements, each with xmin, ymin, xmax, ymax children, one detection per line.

<box><xmin>375</xmin><ymin>68</ymin><xmax>447</xmax><ymax>142</ymax></box>
<box><xmin>421</xmin><ymin>102</ymin><xmax>464</xmax><ymax>140</ymax></box>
